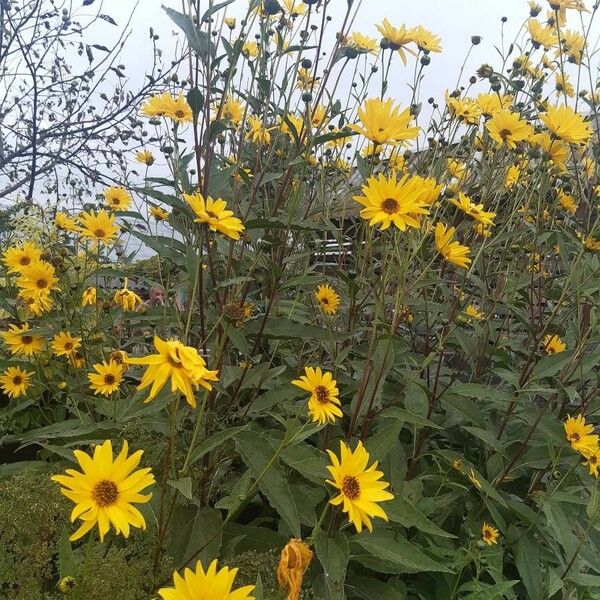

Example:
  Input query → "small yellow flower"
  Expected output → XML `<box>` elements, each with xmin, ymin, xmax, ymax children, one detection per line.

<box><xmin>57</xmin><ymin>576</ymin><xmax>76</xmax><ymax>594</ymax></box>
<box><xmin>564</xmin><ymin>414</ymin><xmax>598</xmax><ymax>455</ymax></box>
<box><xmin>150</xmin><ymin>206</ymin><xmax>170</xmax><ymax>221</ymax></box>
<box><xmin>88</xmin><ymin>360</ymin><xmax>124</xmax><ymax>396</ymax></box>
<box><xmin>2</xmin><ymin>242</ymin><xmax>43</xmax><ymax>274</ymax></box>
<box><xmin>468</xmin><ymin>468</ymin><xmax>482</xmax><ymax>489</ymax></box>
<box><xmin>0</xmin><ymin>366</ymin><xmax>33</xmax><ymax>398</ymax></box>
<box><xmin>486</xmin><ymin>110</ymin><xmax>533</xmax><ymax>149</ymax></box>
<box><xmin>541</xmin><ymin>104</ymin><xmax>591</xmax><ymax>145</ymax></box>
<box><xmin>55</xmin><ymin>212</ymin><xmax>78</xmax><ymax>232</ymax></box>
<box><xmin>541</xmin><ymin>334</ymin><xmax>566</xmax><ymax>354</ymax></box>
<box><xmin>242</xmin><ymin>40</ymin><xmax>259</xmax><ymax>58</ymax></box>
<box><xmin>277</xmin><ymin>539</ymin><xmax>313</xmax><ymax>600</ymax></box>
<box><xmin>583</xmin><ymin>447</ymin><xmax>600</xmax><ymax>478</ymax></box>
<box><xmin>51</xmin><ymin>331</ymin><xmax>82</xmax><ymax>357</ymax></box>
<box><xmin>481</xmin><ymin>522</ymin><xmax>500</xmax><ymax>546</ymax></box>
<box><xmin>77</xmin><ymin>210</ymin><xmax>120</xmax><ymax>245</ymax></box>
<box><xmin>103</xmin><ymin>187</ymin><xmax>132</xmax><ymax>211</ymax></box>
<box><xmin>450</xmin><ymin>193</ymin><xmax>496</xmax><ymax>226</ymax></box>
<box><xmin>81</xmin><ymin>287</ymin><xmax>97</xmax><ymax>306</ymax></box>
<box><xmin>1</xmin><ymin>323</ymin><xmax>44</xmax><ymax>356</ymax></box>
<box><xmin>135</xmin><ymin>150</ymin><xmax>155</xmax><ymax>165</ymax></box>
<box><xmin>409</xmin><ymin>25</ymin><xmax>442</xmax><ymax>53</ymax></box>
<box><xmin>184</xmin><ymin>192</ymin><xmax>245</xmax><ymax>240</ymax></box>
<box><xmin>350</xmin><ymin>98</ymin><xmax>419</xmax><ymax>146</ymax></box>
<box><xmin>452</xmin><ymin>458</ymin><xmax>463</xmax><ymax>471</ymax></box>
<box><xmin>557</xmin><ymin>190</ymin><xmax>577</xmax><ymax>214</ymax></box>
<box><xmin>291</xmin><ymin>366</ymin><xmax>342</xmax><ymax>425</ymax></box>
<box><xmin>245</xmin><ymin>114</ymin><xmax>271</xmax><ymax>144</ymax></box>
<box><xmin>376</xmin><ymin>19</ymin><xmax>415</xmax><ymax>64</ymax></box>
<box><xmin>464</xmin><ymin>304</ymin><xmax>484</xmax><ymax>320</ymax></box>
<box><xmin>315</xmin><ymin>284</ymin><xmax>340</xmax><ymax>315</ymax></box>
<box><xmin>114</xmin><ymin>279</ymin><xmax>143</xmax><ymax>312</ymax></box>
<box><xmin>434</xmin><ymin>223</ymin><xmax>471</xmax><ymax>269</ymax></box>
<box><xmin>224</xmin><ymin>16</ymin><xmax>236</xmax><ymax>29</ymax></box>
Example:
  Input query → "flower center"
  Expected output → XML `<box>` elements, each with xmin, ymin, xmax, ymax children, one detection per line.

<box><xmin>20</xmin><ymin>256</ymin><xmax>31</xmax><ymax>266</ymax></box>
<box><xmin>483</xmin><ymin>529</ymin><xmax>492</xmax><ymax>539</ymax></box>
<box><xmin>64</xmin><ymin>342</ymin><xmax>73</xmax><ymax>351</ymax></box>
<box><xmin>570</xmin><ymin>432</ymin><xmax>580</xmax><ymax>442</ymax></box>
<box><xmin>320</xmin><ymin>297</ymin><xmax>329</xmax><ymax>305</ymax></box>
<box><xmin>12</xmin><ymin>375</ymin><xmax>23</xmax><ymax>385</ymax></box>
<box><xmin>590</xmin><ymin>455</ymin><xmax>597</xmax><ymax>464</ymax></box>
<box><xmin>314</xmin><ymin>385</ymin><xmax>329</xmax><ymax>404</ymax></box>
<box><xmin>36</xmin><ymin>278</ymin><xmax>48</xmax><ymax>289</ymax></box>
<box><xmin>94</xmin><ymin>228</ymin><xmax>106</xmax><ymax>238</ymax></box>
<box><xmin>342</xmin><ymin>475</ymin><xmax>360</xmax><ymax>500</ymax></box>
<box><xmin>176</xmin><ymin>110</ymin><xmax>185</xmax><ymax>118</ymax></box>
<box><xmin>104</xmin><ymin>374</ymin><xmax>116</xmax><ymax>385</ymax></box>
<box><xmin>92</xmin><ymin>479</ymin><xmax>119</xmax><ymax>507</ymax></box>
<box><xmin>499</xmin><ymin>128</ymin><xmax>512</xmax><ymax>141</ymax></box>
<box><xmin>206</xmin><ymin>210</ymin><xmax>218</xmax><ymax>220</ymax></box>
<box><xmin>381</xmin><ymin>198</ymin><xmax>399</xmax><ymax>214</ymax></box>
<box><xmin>21</xmin><ymin>335</ymin><xmax>33</xmax><ymax>344</ymax></box>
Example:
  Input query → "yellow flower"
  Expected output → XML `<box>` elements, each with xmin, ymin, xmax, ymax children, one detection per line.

<box><xmin>409</xmin><ymin>25</ymin><xmax>442</xmax><ymax>53</ymax></box>
<box><xmin>311</xmin><ymin>105</ymin><xmax>328</xmax><ymax>128</ymax></box>
<box><xmin>350</xmin><ymin>98</ymin><xmax>419</xmax><ymax>146</ymax></box>
<box><xmin>220</xmin><ymin>95</ymin><xmax>244</xmax><ymax>125</ymax></box>
<box><xmin>55</xmin><ymin>212</ymin><xmax>78</xmax><ymax>232</ymax></box>
<box><xmin>315</xmin><ymin>284</ymin><xmax>340</xmax><ymax>316</ymax></box>
<box><xmin>452</xmin><ymin>458</ymin><xmax>463</xmax><ymax>471</ymax></box>
<box><xmin>16</xmin><ymin>260</ymin><xmax>60</xmax><ymax>306</ymax></box>
<box><xmin>583</xmin><ymin>447</ymin><xmax>600</xmax><ymax>478</ymax></box>
<box><xmin>541</xmin><ymin>105</ymin><xmax>591</xmax><ymax>145</ymax></box>
<box><xmin>88</xmin><ymin>360</ymin><xmax>124</xmax><ymax>396</ymax></box>
<box><xmin>296</xmin><ymin>67</ymin><xmax>315</xmax><ymax>90</ymax></box>
<box><xmin>450</xmin><ymin>193</ymin><xmax>496</xmax><ymax>226</ymax></box>
<box><xmin>482</xmin><ymin>522</ymin><xmax>500</xmax><ymax>546</ymax></box>
<box><xmin>81</xmin><ymin>287</ymin><xmax>97</xmax><ymax>306</ymax></box>
<box><xmin>557</xmin><ymin>190</ymin><xmax>577</xmax><ymax>214</ymax></box>
<box><xmin>113</xmin><ymin>279</ymin><xmax>143</xmax><ymax>312</ymax></box>
<box><xmin>476</xmin><ymin>93</ymin><xmax>513</xmax><ymax>118</ymax></box>
<box><xmin>541</xmin><ymin>334</ymin><xmax>566</xmax><ymax>354</ymax></box>
<box><xmin>468</xmin><ymin>468</ymin><xmax>482</xmax><ymax>489</ymax></box>
<box><xmin>527</xmin><ymin>18</ymin><xmax>557</xmax><ymax>48</ymax></box>
<box><xmin>347</xmin><ymin>32</ymin><xmax>378</xmax><ymax>54</ymax></box>
<box><xmin>558</xmin><ymin>28</ymin><xmax>585</xmax><ymax>64</ymax></box>
<box><xmin>158</xmin><ymin>560</ymin><xmax>254</xmax><ymax>600</ymax></box>
<box><xmin>446</xmin><ymin>158</ymin><xmax>467</xmax><ymax>181</ymax></box>
<box><xmin>135</xmin><ymin>149</ymin><xmax>155</xmax><ymax>165</ymax></box>
<box><xmin>445</xmin><ymin>93</ymin><xmax>481</xmax><ymax>125</ymax></box>
<box><xmin>465</xmin><ymin>304</ymin><xmax>484</xmax><ymax>320</ymax></box>
<box><xmin>505</xmin><ymin>165</ymin><xmax>521</xmax><ymax>189</ymax></box>
<box><xmin>20</xmin><ymin>291</ymin><xmax>53</xmax><ymax>316</ymax></box>
<box><xmin>51</xmin><ymin>439</ymin><xmax>154</xmax><ymax>542</ymax></box>
<box><xmin>277</xmin><ymin>539</ymin><xmax>313</xmax><ymax>600</ymax></box>
<box><xmin>532</xmin><ymin>131</ymin><xmax>569</xmax><ymax>171</ymax></box>
<box><xmin>0</xmin><ymin>366</ymin><xmax>33</xmax><ymax>398</ymax></box>
<box><xmin>126</xmin><ymin>336</ymin><xmax>219</xmax><ymax>408</ymax></box>
<box><xmin>242</xmin><ymin>40</ymin><xmax>259</xmax><ymax>58</ymax></box>
<box><xmin>150</xmin><ymin>206</ymin><xmax>170</xmax><ymax>221</ymax></box>
<box><xmin>282</xmin><ymin>0</ymin><xmax>306</xmax><ymax>15</ymax></box>
<box><xmin>583</xmin><ymin>236</ymin><xmax>600</xmax><ymax>252</ymax></box>
<box><xmin>376</xmin><ymin>19</ymin><xmax>415</xmax><ymax>64</ymax></box>
<box><xmin>280</xmin><ymin>113</ymin><xmax>304</xmax><ymax>139</ymax></box>
<box><xmin>354</xmin><ymin>173</ymin><xmax>430</xmax><ymax>231</ymax></box>
<box><xmin>555</xmin><ymin>73</ymin><xmax>575</xmax><ymax>98</ymax></box>
<box><xmin>103</xmin><ymin>186</ymin><xmax>132</xmax><ymax>211</ymax></box>
<box><xmin>473</xmin><ymin>223</ymin><xmax>492</xmax><ymax>238</ymax></box>
<box><xmin>141</xmin><ymin>92</ymin><xmax>192</xmax><ymax>123</ymax></box>
<box><xmin>326</xmin><ymin>440</ymin><xmax>394</xmax><ymax>533</ymax></box>
<box><xmin>78</xmin><ymin>210</ymin><xmax>120</xmax><ymax>245</ymax></box>
<box><xmin>184</xmin><ymin>192</ymin><xmax>245</xmax><ymax>240</ymax></box>
<box><xmin>2</xmin><ymin>241</ymin><xmax>43</xmax><ymax>274</ymax></box>
<box><xmin>412</xmin><ymin>175</ymin><xmax>443</xmax><ymax>205</ymax></box>
<box><xmin>292</xmin><ymin>366</ymin><xmax>342</xmax><ymax>425</ymax></box>
<box><xmin>434</xmin><ymin>223</ymin><xmax>471</xmax><ymax>269</ymax></box>
<box><xmin>485</xmin><ymin>110</ymin><xmax>533</xmax><ymax>148</ymax></box>
<box><xmin>245</xmin><ymin>114</ymin><xmax>271</xmax><ymax>144</ymax></box>
<box><xmin>1</xmin><ymin>323</ymin><xmax>44</xmax><ymax>356</ymax></box>
<box><xmin>564</xmin><ymin>414</ymin><xmax>598</xmax><ymax>455</ymax></box>
<box><xmin>57</xmin><ymin>576</ymin><xmax>76</xmax><ymax>593</ymax></box>
<box><xmin>51</xmin><ymin>331</ymin><xmax>82</xmax><ymax>357</ymax></box>
<box><xmin>224</xmin><ymin>16</ymin><xmax>236</xmax><ymax>29</ymax></box>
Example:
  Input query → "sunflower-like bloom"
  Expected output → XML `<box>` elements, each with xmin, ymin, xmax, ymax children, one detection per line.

<box><xmin>242</xmin><ymin>40</ymin><xmax>259</xmax><ymax>58</ymax></box>
<box><xmin>219</xmin><ymin>95</ymin><xmax>244</xmax><ymax>125</ymax></box>
<box><xmin>527</xmin><ymin>18</ymin><xmax>557</xmax><ymax>48</ymax></box>
<box><xmin>564</xmin><ymin>414</ymin><xmax>599</xmax><ymax>455</ymax></box>
<box><xmin>409</xmin><ymin>25</ymin><xmax>442</xmax><ymax>52</ymax></box>
<box><xmin>481</xmin><ymin>522</ymin><xmax>500</xmax><ymax>546</ymax></box>
<box><xmin>280</xmin><ymin>113</ymin><xmax>304</xmax><ymax>139</ymax></box>
<box><xmin>81</xmin><ymin>286</ymin><xmax>97</xmax><ymax>306</ymax></box>
<box><xmin>113</xmin><ymin>279</ymin><xmax>143</xmax><ymax>312</ymax></box>
<box><xmin>556</xmin><ymin>73</ymin><xmax>575</xmax><ymax>98</ymax></box>
<box><xmin>375</xmin><ymin>19</ymin><xmax>415</xmax><ymax>64</ymax></box>
<box><xmin>135</xmin><ymin>149</ymin><xmax>155</xmax><ymax>165</ymax></box>
<box><xmin>532</xmin><ymin>131</ymin><xmax>569</xmax><ymax>171</ymax></box>
<box><xmin>184</xmin><ymin>192</ymin><xmax>245</xmax><ymax>240</ymax></box>
<box><xmin>141</xmin><ymin>92</ymin><xmax>192</xmax><ymax>123</ymax></box>
<box><xmin>326</xmin><ymin>441</ymin><xmax>394</xmax><ymax>533</ymax></box>
<box><xmin>434</xmin><ymin>223</ymin><xmax>471</xmax><ymax>269</ymax></box>
<box><xmin>150</xmin><ymin>206</ymin><xmax>170</xmax><ymax>221</ymax></box>
<box><xmin>126</xmin><ymin>336</ymin><xmax>219</xmax><ymax>408</ymax></box>
<box><xmin>354</xmin><ymin>173</ymin><xmax>430</xmax><ymax>231</ymax></box>
<box><xmin>350</xmin><ymin>98</ymin><xmax>419</xmax><ymax>146</ymax></box>
<box><xmin>315</xmin><ymin>284</ymin><xmax>340</xmax><ymax>315</ymax></box>
<box><xmin>88</xmin><ymin>360</ymin><xmax>124</xmax><ymax>396</ymax></box>
<box><xmin>464</xmin><ymin>305</ymin><xmax>484</xmax><ymax>320</ymax></box>
<box><xmin>245</xmin><ymin>114</ymin><xmax>271</xmax><ymax>144</ymax></box>
<box><xmin>2</xmin><ymin>241</ymin><xmax>43</xmax><ymax>274</ymax></box>
<box><xmin>347</xmin><ymin>32</ymin><xmax>378</xmax><ymax>54</ymax></box>
<box><xmin>296</xmin><ymin>67</ymin><xmax>316</xmax><ymax>91</ymax></box>
<box><xmin>505</xmin><ymin>165</ymin><xmax>521</xmax><ymax>189</ymax></box>
<box><xmin>16</xmin><ymin>260</ymin><xmax>60</xmax><ymax>310</ymax></box>
<box><xmin>540</xmin><ymin>104</ymin><xmax>591</xmax><ymax>145</ymax></box>
<box><xmin>541</xmin><ymin>333</ymin><xmax>566</xmax><ymax>354</ymax></box>
<box><xmin>583</xmin><ymin>447</ymin><xmax>600</xmax><ymax>478</ymax></box>
<box><xmin>445</xmin><ymin>94</ymin><xmax>481</xmax><ymax>125</ymax></box>
<box><xmin>159</xmin><ymin>560</ymin><xmax>255</xmax><ymax>600</ymax></box>
<box><xmin>311</xmin><ymin>105</ymin><xmax>328</xmax><ymax>128</ymax></box>
<box><xmin>51</xmin><ymin>331</ymin><xmax>82</xmax><ymax>357</ymax></box>
<box><xmin>0</xmin><ymin>366</ymin><xmax>33</xmax><ymax>398</ymax></box>
<box><xmin>558</xmin><ymin>29</ymin><xmax>585</xmax><ymax>64</ymax></box>
<box><xmin>292</xmin><ymin>366</ymin><xmax>342</xmax><ymax>425</ymax></box>
<box><xmin>1</xmin><ymin>323</ymin><xmax>44</xmax><ymax>356</ymax></box>
<box><xmin>412</xmin><ymin>175</ymin><xmax>443</xmax><ymax>206</ymax></box>
<box><xmin>51</xmin><ymin>440</ymin><xmax>154</xmax><ymax>542</ymax></box>
<box><xmin>277</xmin><ymin>539</ymin><xmax>313</xmax><ymax>600</ymax></box>
<box><xmin>450</xmin><ymin>193</ymin><xmax>496</xmax><ymax>226</ymax></box>
<box><xmin>78</xmin><ymin>210</ymin><xmax>120</xmax><ymax>245</ymax></box>
<box><xmin>103</xmin><ymin>186</ymin><xmax>132</xmax><ymax>211</ymax></box>
<box><xmin>141</xmin><ymin>92</ymin><xmax>174</xmax><ymax>117</ymax></box>
<box><xmin>557</xmin><ymin>190</ymin><xmax>577</xmax><ymax>214</ymax></box>
<box><xmin>485</xmin><ymin>110</ymin><xmax>533</xmax><ymax>148</ymax></box>
<box><xmin>55</xmin><ymin>212</ymin><xmax>78</xmax><ymax>232</ymax></box>
<box><xmin>168</xmin><ymin>93</ymin><xmax>194</xmax><ymax>123</ymax></box>
<box><xmin>475</xmin><ymin>93</ymin><xmax>513</xmax><ymax>118</ymax></box>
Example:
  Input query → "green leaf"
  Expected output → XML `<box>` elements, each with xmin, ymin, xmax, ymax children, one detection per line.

<box><xmin>187</xmin><ymin>86</ymin><xmax>204</xmax><ymax>120</ymax></box>
<box><xmin>245</xmin><ymin>317</ymin><xmax>344</xmax><ymax>342</ymax></box>
<box><xmin>353</xmin><ymin>530</ymin><xmax>452</xmax><ymax>573</ymax></box>
<box><xmin>514</xmin><ymin>531</ymin><xmax>542</xmax><ymax>600</ymax></box>
<box><xmin>187</xmin><ymin>425</ymin><xmax>249</xmax><ymax>467</ymax></box>
<box><xmin>461</xmin><ymin>580</ymin><xmax>519</xmax><ymax>599</ymax></box>
<box><xmin>235</xmin><ymin>430</ymin><xmax>301</xmax><ymax>537</ymax></box>
<box><xmin>346</xmin><ymin>575</ymin><xmax>405</xmax><ymax>599</ymax></box>
<box><xmin>58</xmin><ymin>535</ymin><xmax>76</xmax><ymax>578</ymax></box>
<box><xmin>163</xmin><ymin>7</ymin><xmax>213</xmax><ymax>57</ymax></box>
<box><xmin>386</xmin><ymin>496</ymin><xmax>455</xmax><ymax>538</ymax></box>
<box><xmin>380</xmin><ymin>406</ymin><xmax>442</xmax><ymax>429</ymax></box>
<box><xmin>463</xmin><ymin>426</ymin><xmax>507</xmax><ymax>457</ymax></box>
<box><xmin>201</xmin><ymin>0</ymin><xmax>235</xmax><ymax>22</ymax></box>
<box><xmin>364</xmin><ymin>419</ymin><xmax>403</xmax><ymax>462</ymax></box>
<box><xmin>169</xmin><ymin>476</ymin><xmax>193</xmax><ymax>500</ymax></box>
<box><xmin>314</xmin><ymin>529</ymin><xmax>349</xmax><ymax>600</ymax></box>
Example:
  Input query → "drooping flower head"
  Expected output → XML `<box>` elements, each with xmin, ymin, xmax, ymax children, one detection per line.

<box><xmin>51</xmin><ymin>440</ymin><xmax>155</xmax><ymax>542</ymax></box>
<box><xmin>292</xmin><ymin>367</ymin><xmax>342</xmax><ymax>425</ymax></box>
<box><xmin>277</xmin><ymin>539</ymin><xmax>313</xmax><ymax>600</ymax></box>
<box><xmin>81</xmin><ymin>287</ymin><xmax>97</xmax><ymax>306</ymax></box>
<box><xmin>114</xmin><ymin>279</ymin><xmax>143</xmax><ymax>312</ymax></box>
<box><xmin>184</xmin><ymin>192</ymin><xmax>245</xmax><ymax>241</ymax></box>
<box><xmin>434</xmin><ymin>223</ymin><xmax>471</xmax><ymax>268</ymax></box>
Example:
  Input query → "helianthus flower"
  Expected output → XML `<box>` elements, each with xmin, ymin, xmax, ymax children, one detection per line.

<box><xmin>81</xmin><ymin>287</ymin><xmax>97</xmax><ymax>306</ymax></box>
<box><xmin>167</xmin><ymin>93</ymin><xmax>193</xmax><ymax>123</ymax></box>
<box><xmin>296</xmin><ymin>67</ymin><xmax>316</xmax><ymax>90</ymax></box>
<box><xmin>135</xmin><ymin>149</ymin><xmax>155</xmax><ymax>165</ymax></box>
<box><xmin>564</xmin><ymin>414</ymin><xmax>598</xmax><ymax>455</ymax></box>
<box><xmin>184</xmin><ymin>192</ymin><xmax>245</xmax><ymax>240</ymax></box>
<box><xmin>347</xmin><ymin>32</ymin><xmax>378</xmax><ymax>54</ymax></box>
<box><xmin>16</xmin><ymin>260</ymin><xmax>60</xmax><ymax>303</ymax></box>
<box><xmin>473</xmin><ymin>223</ymin><xmax>492</xmax><ymax>238</ymax></box>
<box><xmin>354</xmin><ymin>173</ymin><xmax>430</xmax><ymax>231</ymax></box>
<box><xmin>292</xmin><ymin>366</ymin><xmax>342</xmax><ymax>425</ymax></box>
<box><xmin>540</xmin><ymin>104</ymin><xmax>591</xmax><ymax>145</ymax></box>
<box><xmin>141</xmin><ymin>92</ymin><xmax>175</xmax><ymax>118</ymax></box>
<box><xmin>481</xmin><ymin>522</ymin><xmax>500</xmax><ymax>546</ymax></box>
<box><xmin>412</xmin><ymin>175</ymin><xmax>443</xmax><ymax>205</ymax></box>
<box><xmin>2</xmin><ymin>241</ymin><xmax>43</xmax><ymax>274</ymax></box>
<box><xmin>150</xmin><ymin>206</ymin><xmax>170</xmax><ymax>221</ymax></box>
<box><xmin>103</xmin><ymin>186</ymin><xmax>132</xmax><ymax>211</ymax></box>
<box><xmin>485</xmin><ymin>110</ymin><xmax>533</xmax><ymax>148</ymax></box>
<box><xmin>55</xmin><ymin>212</ymin><xmax>78</xmax><ymax>232</ymax></box>
<box><xmin>447</xmin><ymin>158</ymin><xmax>467</xmax><ymax>181</ymax></box>
<box><xmin>158</xmin><ymin>560</ymin><xmax>255</xmax><ymax>600</ymax></box>
<box><xmin>126</xmin><ymin>336</ymin><xmax>219</xmax><ymax>408</ymax></box>
<box><xmin>220</xmin><ymin>95</ymin><xmax>244</xmax><ymax>125</ymax></box>
<box><xmin>468</xmin><ymin>468</ymin><xmax>482</xmax><ymax>489</ymax></box>
<box><xmin>434</xmin><ymin>223</ymin><xmax>471</xmax><ymax>269</ymax></box>
<box><xmin>558</xmin><ymin>29</ymin><xmax>585</xmax><ymax>64</ymax></box>
<box><xmin>450</xmin><ymin>193</ymin><xmax>496</xmax><ymax>226</ymax></box>
<box><xmin>326</xmin><ymin>440</ymin><xmax>394</xmax><ymax>533</ymax></box>
<box><xmin>51</xmin><ymin>439</ymin><xmax>155</xmax><ymax>542</ymax></box>
<box><xmin>375</xmin><ymin>19</ymin><xmax>415</xmax><ymax>64</ymax></box>
<box><xmin>410</xmin><ymin>25</ymin><xmax>442</xmax><ymax>52</ymax></box>
<box><xmin>224</xmin><ymin>16</ymin><xmax>236</xmax><ymax>28</ymax></box>
<box><xmin>114</xmin><ymin>279</ymin><xmax>143</xmax><ymax>312</ymax></box>
<box><xmin>558</xmin><ymin>190</ymin><xmax>577</xmax><ymax>214</ymax></box>
<box><xmin>1</xmin><ymin>323</ymin><xmax>44</xmax><ymax>356</ymax></box>
<box><xmin>20</xmin><ymin>291</ymin><xmax>53</xmax><ymax>316</ymax></box>
<box><xmin>350</xmin><ymin>98</ymin><xmax>419</xmax><ymax>146</ymax></box>
<box><xmin>556</xmin><ymin>73</ymin><xmax>575</xmax><ymax>98</ymax></box>
<box><xmin>88</xmin><ymin>360</ymin><xmax>124</xmax><ymax>396</ymax></box>
<box><xmin>282</xmin><ymin>0</ymin><xmax>306</xmax><ymax>15</ymax></box>
<box><xmin>311</xmin><ymin>105</ymin><xmax>328</xmax><ymax>128</ymax></box>
<box><xmin>445</xmin><ymin>93</ymin><xmax>481</xmax><ymax>125</ymax></box>
<box><xmin>532</xmin><ymin>131</ymin><xmax>569</xmax><ymax>171</ymax></box>
<box><xmin>583</xmin><ymin>447</ymin><xmax>600</xmax><ymax>477</ymax></box>
<box><xmin>476</xmin><ymin>93</ymin><xmax>513</xmax><ymax>118</ymax></box>
<box><xmin>78</xmin><ymin>210</ymin><xmax>120</xmax><ymax>245</ymax></box>
<box><xmin>527</xmin><ymin>18</ymin><xmax>557</xmax><ymax>48</ymax></box>
<box><xmin>315</xmin><ymin>284</ymin><xmax>340</xmax><ymax>315</ymax></box>
<box><xmin>541</xmin><ymin>334</ymin><xmax>566</xmax><ymax>354</ymax></box>
<box><xmin>51</xmin><ymin>331</ymin><xmax>82</xmax><ymax>357</ymax></box>
<box><xmin>242</xmin><ymin>40</ymin><xmax>259</xmax><ymax>58</ymax></box>
<box><xmin>277</xmin><ymin>539</ymin><xmax>313</xmax><ymax>600</ymax></box>
<box><xmin>0</xmin><ymin>366</ymin><xmax>33</xmax><ymax>398</ymax></box>
<box><xmin>245</xmin><ymin>114</ymin><xmax>271</xmax><ymax>144</ymax></box>
<box><xmin>464</xmin><ymin>305</ymin><xmax>484</xmax><ymax>320</ymax></box>
<box><xmin>505</xmin><ymin>165</ymin><xmax>521</xmax><ymax>189</ymax></box>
